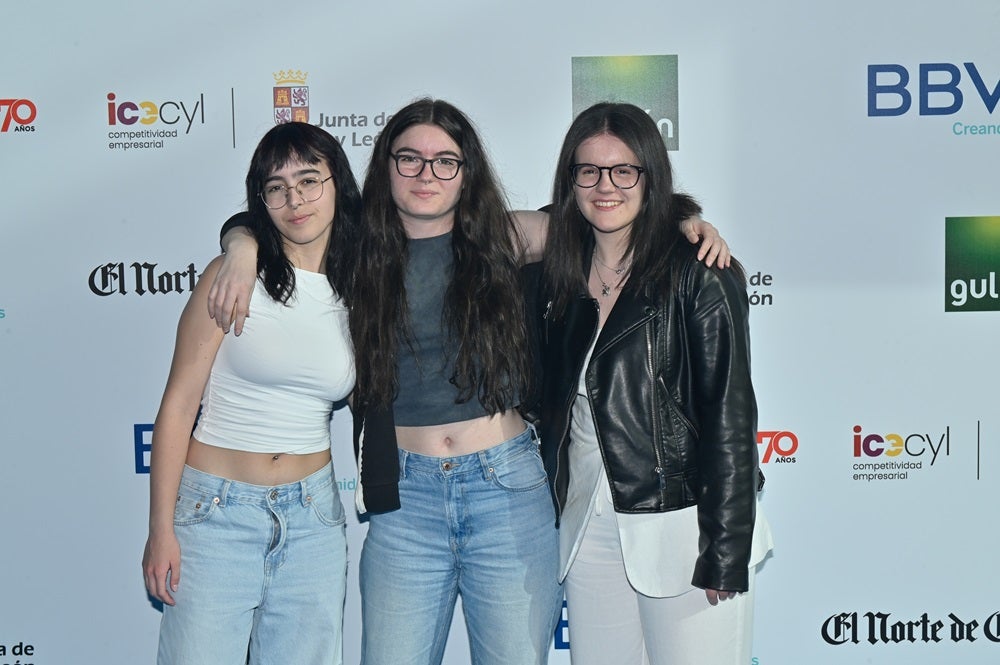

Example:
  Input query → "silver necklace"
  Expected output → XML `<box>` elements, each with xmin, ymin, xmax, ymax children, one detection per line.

<box><xmin>594</xmin><ymin>253</ymin><xmax>629</xmax><ymax>276</ymax></box>
<box><xmin>592</xmin><ymin>256</ymin><xmax>625</xmax><ymax>297</ymax></box>
<box><xmin>592</xmin><ymin>252</ymin><xmax>631</xmax><ymax>297</ymax></box>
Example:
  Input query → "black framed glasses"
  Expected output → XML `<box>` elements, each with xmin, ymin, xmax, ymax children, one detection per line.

<box><xmin>260</xmin><ymin>175</ymin><xmax>333</xmax><ymax>209</ymax></box>
<box><xmin>391</xmin><ymin>153</ymin><xmax>464</xmax><ymax>180</ymax></box>
<box><xmin>570</xmin><ymin>163</ymin><xmax>645</xmax><ymax>189</ymax></box>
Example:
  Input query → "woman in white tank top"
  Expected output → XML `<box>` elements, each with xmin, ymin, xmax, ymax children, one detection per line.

<box><xmin>142</xmin><ymin>122</ymin><xmax>361</xmax><ymax>665</ymax></box>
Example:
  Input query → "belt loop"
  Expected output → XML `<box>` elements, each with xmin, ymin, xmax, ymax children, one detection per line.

<box><xmin>299</xmin><ymin>476</ymin><xmax>310</xmax><ymax>507</ymax></box>
<box><xmin>398</xmin><ymin>449</ymin><xmax>409</xmax><ymax>479</ymax></box>
<box><xmin>477</xmin><ymin>449</ymin><xmax>492</xmax><ymax>480</ymax></box>
<box><xmin>218</xmin><ymin>479</ymin><xmax>232</xmax><ymax>507</ymax></box>
<box><xmin>526</xmin><ymin>421</ymin><xmax>539</xmax><ymax>445</ymax></box>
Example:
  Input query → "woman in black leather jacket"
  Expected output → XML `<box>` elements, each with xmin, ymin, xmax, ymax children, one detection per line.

<box><xmin>538</xmin><ymin>102</ymin><xmax>773</xmax><ymax>665</ymax></box>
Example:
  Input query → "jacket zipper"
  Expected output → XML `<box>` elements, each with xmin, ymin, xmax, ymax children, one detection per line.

<box><xmin>648</xmin><ymin>316</ymin><xmax>668</xmax><ymax>503</ymax></box>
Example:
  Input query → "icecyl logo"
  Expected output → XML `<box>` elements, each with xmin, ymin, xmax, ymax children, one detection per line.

<box><xmin>852</xmin><ymin>425</ymin><xmax>950</xmax><ymax>465</ymax></box>
<box><xmin>756</xmin><ymin>430</ymin><xmax>797</xmax><ymax>464</ymax></box>
<box><xmin>868</xmin><ymin>62</ymin><xmax>1000</xmax><ymax>116</ymax></box>
<box><xmin>107</xmin><ymin>92</ymin><xmax>205</xmax><ymax>133</ymax></box>
<box><xmin>1</xmin><ymin>98</ymin><xmax>37</xmax><ymax>132</ymax></box>
<box><xmin>89</xmin><ymin>261</ymin><xmax>198</xmax><ymax>297</ymax></box>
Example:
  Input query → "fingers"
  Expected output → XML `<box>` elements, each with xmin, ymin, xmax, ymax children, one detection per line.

<box><xmin>169</xmin><ymin>559</ymin><xmax>180</xmax><ymax>595</ymax></box>
<box><xmin>705</xmin><ymin>588</ymin><xmax>737</xmax><ymax>606</ymax></box>
<box><xmin>210</xmin><ymin>279</ymin><xmax>252</xmax><ymax>336</ymax></box>
<box><xmin>232</xmin><ymin>299</ymin><xmax>249</xmax><ymax>337</ymax></box>
<box><xmin>698</xmin><ymin>241</ymin><xmax>719</xmax><ymax>266</ymax></box>
<box><xmin>207</xmin><ymin>280</ymin><xmax>220</xmax><ymax>320</ymax></box>
<box><xmin>207</xmin><ymin>282</ymin><xmax>229</xmax><ymax>329</ymax></box>
<box><xmin>207</xmin><ymin>286</ymin><xmax>248</xmax><ymax>335</ymax></box>
<box><xmin>144</xmin><ymin>562</ymin><xmax>177</xmax><ymax>606</ymax></box>
<box><xmin>142</xmin><ymin>540</ymin><xmax>180</xmax><ymax>606</ymax></box>
<box><xmin>683</xmin><ymin>224</ymin><xmax>702</xmax><ymax>244</ymax></box>
<box><xmin>696</xmin><ymin>237</ymin><xmax>732</xmax><ymax>269</ymax></box>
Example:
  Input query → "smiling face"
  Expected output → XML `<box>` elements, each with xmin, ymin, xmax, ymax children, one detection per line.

<box><xmin>389</xmin><ymin>123</ymin><xmax>464</xmax><ymax>239</ymax></box>
<box><xmin>263</xmin><ymin>158</ymin><xmax>336</xmax><ymax>270</ymax></box>
<box><xmin>572</xmin><ymin>133</ymin><xmax>645</xmax><ymax>246</ymax></box>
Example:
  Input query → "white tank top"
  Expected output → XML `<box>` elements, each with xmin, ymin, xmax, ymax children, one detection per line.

<box><xmin>193</xmin><ymin>269</ymin><xmax>354</xmax><ymax>455</ymax></box>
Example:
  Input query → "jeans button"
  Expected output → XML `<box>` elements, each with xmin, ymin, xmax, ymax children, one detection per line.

<box><xmin>442</xmin><ymin>461</ymin><xmax>453</xmax><ymax>471</ymax></box>
<box><xmin>269</xmin><ymin>489</ymin><xmax>279</xmax><ymax>501</ymax></box>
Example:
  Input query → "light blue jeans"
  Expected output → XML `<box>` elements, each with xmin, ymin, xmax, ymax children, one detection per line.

<box><xmin>157</xmin><ymin>462</ymin><xmax>347</xmax><ymax>665</ymax></box>
<box><xmin>359</xmin><ymin>426</ymin><xmax>563</xmax><ymax>665</ymax></box>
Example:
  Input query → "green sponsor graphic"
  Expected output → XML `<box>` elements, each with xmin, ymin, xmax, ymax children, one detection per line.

<box><xmin>571</xmin><ymin>55</ymin><xmax>679</xmax><ymax>150</ymax></box>
<box><xmin>945</xmin><ymin>216</ymin><xmax>1000</xmax><ymax>312</ymax></box>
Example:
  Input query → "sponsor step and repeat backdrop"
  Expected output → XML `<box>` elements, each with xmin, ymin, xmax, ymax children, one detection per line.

<box><xmin>1</xmin><ymin>1</ymin><xmax>997</xmax><ymax>663</ymax></box>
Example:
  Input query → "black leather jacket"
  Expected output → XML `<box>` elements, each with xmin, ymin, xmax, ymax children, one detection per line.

<box><xmin>536</xmin><ymin>246</ymin><xmax>761</xmax><ymax>592</ymax></box>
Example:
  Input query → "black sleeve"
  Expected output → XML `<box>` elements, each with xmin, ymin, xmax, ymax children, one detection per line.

<box><xmin>670</xmin><ymin>192</ymin><xmax>703</xmax><ymax>225</ymax></box>
<box><xmin>518</xmin><ymin>261</ymin><xmax>545</xmax><ymax>426</ymax></box>
<box><xmin>219</xmin><ymin>211</ymin><xmax>253</xmax><ymax>252</ymax></box>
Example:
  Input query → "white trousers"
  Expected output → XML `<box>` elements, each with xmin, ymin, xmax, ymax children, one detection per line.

<box><xmin>564</xmin><ymin>502</ymin><xmax>756</xmax><ymax>665</ymax></box>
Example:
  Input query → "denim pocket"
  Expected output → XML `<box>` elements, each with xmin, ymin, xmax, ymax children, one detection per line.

<box><xmin>308</xmin><ymin>483</ymin><xmax>347</xmax><ymax>527</ymax></box>
<box><xmin>173</xmin><ymin>485</ymin><xmax>220</xmax><ymax>526</ymax></box>
<box><xmin>488</xmin><ymin>445</ymin><xmax>548</xmax><ymax>492</ymax></box>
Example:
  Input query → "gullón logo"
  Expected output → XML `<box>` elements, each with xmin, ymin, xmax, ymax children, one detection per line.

<box><xmin>571</xmin><ymin>55</ymin><xmax>680</xmax><ymax>150</ymax></box>
<box><xmin>945</xmin><ymin>216</ymin><xmax>1000</xmax><ymax>312</ymax></box>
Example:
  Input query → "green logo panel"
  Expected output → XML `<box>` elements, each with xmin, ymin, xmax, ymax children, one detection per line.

<box><xmin>571</xmin><ymin>55</ymin><xmax>679</xmax><ymax>150</ymax></box>
<box><xmin>944</xmin><ymin>216</ymin><xmax>1000</xmax><ymax>312</ymax></box>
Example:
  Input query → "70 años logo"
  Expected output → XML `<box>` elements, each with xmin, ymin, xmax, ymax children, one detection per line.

<box><xmin>756</xmin><ymin>430</ymin><xmax>798</xmax><ymax>464</ymax></box>
<box><xmin>1</xmin><ymin>98</ymin><xmax>36</xmax><ymax>132</ymax></box>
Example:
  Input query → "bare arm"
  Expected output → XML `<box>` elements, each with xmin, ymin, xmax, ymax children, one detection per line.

<box><xmin>143</xmin><ymin>258</ymin><xmax>227</xmax><ymax>605</ymax></box>
<box><xmin>514</xmin><ymin>209</ymin><xmax>731</xmax><ymax>268</ymax></box>
<box><xmin>207</xmin><ymin>226</ymin><xmax>259</xmax><ymax>335</ymax></box>
<box><xmin>512</xmin><ymin>210</ymin><xmax>550</xmax><ymax>264</ymax></box>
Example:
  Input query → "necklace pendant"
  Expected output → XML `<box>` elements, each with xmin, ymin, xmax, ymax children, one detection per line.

<box><xmin>601</xmin><ymin>283</ymin><xmax>611</xmax><ymax>297</ymax></box>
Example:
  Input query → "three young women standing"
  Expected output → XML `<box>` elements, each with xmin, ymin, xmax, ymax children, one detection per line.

<box><xmin>206</xmin><ymin>99</ymin><xmax>731</xmax><ymax>665</ymax></box>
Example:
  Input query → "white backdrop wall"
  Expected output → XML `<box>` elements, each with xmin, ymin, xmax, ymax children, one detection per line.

<box><xmin>1</xmin><ymin>1</ymin><xmax>998</xmax><ymax>663</ymax></box>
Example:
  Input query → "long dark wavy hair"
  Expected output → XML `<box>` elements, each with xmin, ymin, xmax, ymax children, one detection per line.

<box><xmin>350</xmin><ymin>98</ymin><xmax>529</xmax><ymax>413</ymax></box>
<box><xmin>244</xmin><ymin>122</ymin><xmax>363</xmax><ymax>304</ymax></box>
<box><xmin>543</xmin><ymin>102</ymin><xmax>736</xmax><ymax>317</ymax></box>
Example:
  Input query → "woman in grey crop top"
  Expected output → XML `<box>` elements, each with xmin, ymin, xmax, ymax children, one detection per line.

<box><xmin>210</xmin><ymin>98</ymin><xmax>729</xmax><ymax>665</ymax></box>
<box><xmin>142</xmin><ymin>122</ymin><xmax>362</xmax><ymax>665</ymax></box>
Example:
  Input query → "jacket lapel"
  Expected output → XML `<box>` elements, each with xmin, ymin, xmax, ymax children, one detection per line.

<box><xmin>593</xmin><ymin>288</ymin><xmax>658</xmax><ymax>357</ymax></box>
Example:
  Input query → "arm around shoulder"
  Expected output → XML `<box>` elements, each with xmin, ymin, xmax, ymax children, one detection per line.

<box><xmin>210</xmin><ymin>214</ymin><xmax>260</xmax><ymax>335</ymax></box>
<box><xmin>512</xmin><ymin>210</ymin><xmax>550</xmax><ymax>264</ymax></box>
